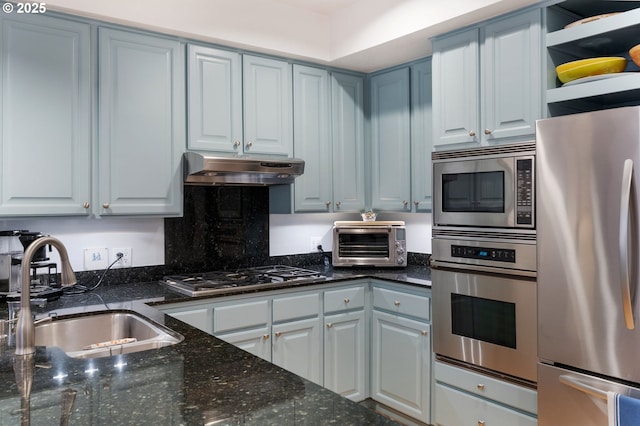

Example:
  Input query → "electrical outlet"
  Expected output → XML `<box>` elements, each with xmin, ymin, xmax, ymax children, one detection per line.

<box><xmin>310</xmin><ymin>237</ymin><xmax>322</xmax><ymax>252</ymax></box>
<box><xmin>110</xmin><ymin>248</ymin><xmax>132</xmax><ymax>268</ymax></box>
<box><xmin>84</xmin><ymin>248</ymin><xmax>109</xmax><ymax>270</ymax></box>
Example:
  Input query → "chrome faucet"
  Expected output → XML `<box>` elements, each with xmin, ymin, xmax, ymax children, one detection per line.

<box><xmin>15</xmin><ymin>236</ymin><xmax>76</xmax><ymax>357</ymax></box>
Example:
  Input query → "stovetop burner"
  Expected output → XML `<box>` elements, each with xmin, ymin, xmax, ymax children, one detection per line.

<box><xmin>161</xmin><ymin>265</ymin><xmax>327</xmax><ymax>296</ymax></box>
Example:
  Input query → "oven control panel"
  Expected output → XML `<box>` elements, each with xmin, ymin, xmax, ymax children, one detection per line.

<box><xmin>451</xmin><ymin>245</ymin><xmax>516</xmax><ymax>263</ymax></box>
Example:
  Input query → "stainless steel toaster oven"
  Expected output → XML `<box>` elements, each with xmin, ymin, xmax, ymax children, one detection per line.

<box><xmin>332</xmin><ymin>221</ymin><xmax>406</xmax><ymax>267</ymax></box>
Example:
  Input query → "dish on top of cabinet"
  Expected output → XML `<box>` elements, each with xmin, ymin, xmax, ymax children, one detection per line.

<box><xmin>556</xmin><ymin>57</ymin><xmax>627</xmax><ymax>84</ymax></box>
<box><xmin>564</xmin><ymin>12</ymin><xmax>622</xmax><ymax>29</ymax></box>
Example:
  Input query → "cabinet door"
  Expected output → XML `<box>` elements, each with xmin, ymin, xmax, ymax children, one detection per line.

<box><xmin>165</xmin><ymin>307</ymin><xmax>211</xmax><ymax>334</ymax></box>
<box><xmin>331</xmin><ymin>72</ymin><xmax>365</xmax><ymax>213</ymax></box>
<box><xmin>370</xmin><ymin>68</ymin><xmax>411</xmax><ymax>212</ymax></box>
<box><xmin>243</xmin><ymin>55</ymin><xmax>292</xmax><ymax>156</ymax></box>
<box><xmin>0</xmin><ymin>15</ymin><xmax>91</xmax><ymax>216</ymax></box>
<box><xmin>292</xmin><ymin>65</ymin><xmax>332</xmax><ymax>212</ymax></box>
<box><xmin>481</xmin><ymin>9</ymin><xmax>541</xmax><ymax>143</ymax></box>
<box><xmin>272</xmin><ymin>317</ymin><xmax>322</xmax><ymax>385</ymax></box>
<box><xmin>187</xmin><ymin>45</ymin><xmax>242</xmax><ymax>153</ymax></box>
<box><xmin>371</xmin><ymin>310</ymin><xmax>431</xmax><ymax>423</ymax></box>
<box><xmin>324</xmin><ymin>310</ymin><xmax>366</xmax><ymax>401</ymax></box>
<box><xmin>410</xmin><ymin>59</ymin><xmax>433</xmax><ymax>212</ymax></box>
<box><xmin>217</xmin><ymin>326</ymin><xmax>272</xmax><ymax>362</ymax></box>
<box><xmin>432</xmin><ymin>28</ymin><xmax>480</xmax><ymax>149</ymax></box>
<box><xmin>98</xmin><ymin>28</ymin><xmax>184</xmax><ymax>216</ymax></box>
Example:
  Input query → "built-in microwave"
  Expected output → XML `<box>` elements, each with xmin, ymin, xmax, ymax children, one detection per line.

<box><xmin>332</xmin><ymin>221</ymin><xmax>406</xmax><ymax>267</ymax></box>
<box><xmin>432</xmin><ymin>141</ymin><xmax>535</xmax><ymax>229</ymax></box>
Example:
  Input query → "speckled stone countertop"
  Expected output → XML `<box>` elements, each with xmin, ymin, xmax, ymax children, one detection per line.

<box><xmin>0</xmin><ymin>265</ymin><xmax>430</xmax><ymax>425</ymax></box>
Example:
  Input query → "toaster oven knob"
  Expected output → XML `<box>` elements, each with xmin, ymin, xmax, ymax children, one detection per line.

<box><xmin>397</xmin><ymin>257</ymin><xmax>405</xmax><ymax>265</ymax></box>
<box><xmin>397</xmin><ymin>247</ymin><xmax>405</xmax><ymax>254</ymax></box>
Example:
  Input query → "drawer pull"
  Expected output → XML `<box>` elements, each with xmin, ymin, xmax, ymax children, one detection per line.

<box><xmin>344</xmin><ymin>298</ymin><xmax>350</xmax><ymax>304</ymax></box>
<box><xmin>263</xmin><ymin>334</ymin><xmax>269</xmax><ymax>340</ymax></box>
<box><xmin>477</xmin><ymin>384</ymin><xmax>485</xmax><ymax>391</ymax></box>
<box><xmin>326</xmin><ymin>323</ymin><xmax>333</xmax><ymax>329</ymax></box>
<box><xmin>421</xmin><ymin>330</ymin><xmax>428</xmax><ymax>336</ymax></box>
<box><xmin>478</xmin><ymin>422</ymin><xmax>485</xmax><ymax>426</ymax></box>
<box><xmin>394</xmin><ymin>300</ymin><xmax>401</xmax><ymax>306</ymax></box>
<box><xmin>275</xmin><ymin>331</ymin><xmax>282</xmax><ymax>337</ymax></box>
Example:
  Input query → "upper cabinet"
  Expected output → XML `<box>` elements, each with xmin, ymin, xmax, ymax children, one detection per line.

<box><xmin>98</xmin><ymin>28</ymin><xmax>185</xmax><ymax>216</ymax></box>
<box><xmin>187</xmin><ymin>48</ymin><xmax>292</xmax><ymax>156</ymax></box>
<box><xmin>291</xmin><ymin>65</ymin><xmax>365</xmax><ymax>213</ymax></box>
<box><xmin>370</xmin><ymin>67</ymin><xmax>412</xmax><ymax>212</ymax></box>
<box><xmin>432</xmin><ymin>7</ymin><xmax>543</xmax><ymax>150</ymax></box>
<box><xmin>545</xmin><ymin>0</ymin><xmax>640</xmax><ymax>116</ymax></box>
<box><xmin>0</xmin><ymin>14</ymin><xmax>91</xmax><ymax>216</ymax></box>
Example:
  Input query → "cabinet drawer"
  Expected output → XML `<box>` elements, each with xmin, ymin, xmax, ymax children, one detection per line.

<box><xmin>372</xmin><ymin>287</ymin><xmax>430</xmax><ymax>320</ymax></box>
<box><xmin>324</xmin><ymin>286</ymin><xmax>365</xmax><ymax>313</ymax></box>
<box><xmin>273</xmin><ymin>292</ymin><xmax>320</xmax><ymax>322</ymax></box>
<box><xmin>435</xmin><ymin>361</ymin><xmax>537</xmax><ymax>415</ymax></box>
<box><xmin>435</xmin><ymin>383</ymin><xmax>537</xmax><ymax>426</ymax></box>
<box><xmin>213</xmin><ymin>300</ymin><xmax>269</xmax><ymax>333</ymax></box>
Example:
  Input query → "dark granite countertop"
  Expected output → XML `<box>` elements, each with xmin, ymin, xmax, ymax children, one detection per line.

<box><xmin>0</xmin><ymin>265</ymin><xmax>430</xmax><ymax>425</ymax></box>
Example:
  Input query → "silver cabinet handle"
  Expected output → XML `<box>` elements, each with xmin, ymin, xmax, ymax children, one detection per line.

<box><xmin>275</xmin><ymin>331</ymin><xmax>282</xmax><ymax>337</ymax></box>
<box><xmin>326</xmin><ymin>323</ymin><xmax>333</xmax><ymax>329</ymax></box>
<box><xmin>335</xmin><ymin>201</ymin><xmax>341</xmax><ymax>209</ymax></box>
<box><xmin>477</xmin><ymin>421</ymin><xmax>485</xmax><ymax>426</ymax></box>
<box><xmin>82</xmin><ymin>202</ymin><xmax>90</xmax><ymax>209</ymax></box>
<box><xmin>402</xmin><ymin>200</ymin><xmax>408</xmax><ymax>207</ymax></box>
<box><xmin>421</xmin><ymin>330</ymin><xmax>428</xmax><ymax>336</ymax></box>
<box><xmin>325</xmin><ymin>201</ymin><xmax>331</xmax><ymax>207</ymax></box>
<box><xmin>233</xmin><ymin>141</ymin><xmax>240</xmax><ymax>148</ymax></box>
<box><xmin>344</xmin><ymin>298</ymin><xmax>350</xmax><ymax>304</ymax></box>
<box><xmin>469</xmin><ymin>130</ymin><xmax>476</xmax><ymax>137</ymax></box>
<box><xmin>245</xmin><ymin>142</ymin><xmax>253</xmax><ymax>149</ymax></box>
<box><xmin>476</xmin><ymin>384</ymin><xmax>485</xmax><ymax>390</ymax></box>
<box><xmin>394</xmin><ymin>300</ymin><xmax>400</xmax><ymax>306</ymax></box>
<box><xmin>559</xmin><ymin>375</ymin><xmax>607</xmax><ymax>400</ymax></box>
<box><xmin>484</xmin><ymin>129</ymin><xmax>492</xmax><ymax>135</ymax></box>
<box><xmin>619</xmin><ymin>159</ymin><xmax>635</xmax><ymax>330</ymax></box>
<box><xmin>263</xmin><ymin>334</ymin><xmax>269</xmax><ymax>340</ymax></box>
<box><xmin>413</xmin><ymin>201</ymin><xmax>419</xmax><ymax>207</ymax></box>
<box><xmin>102</xmin><ymin>203</ymin><xmax>110</xmax><ymax>209</ymax></box>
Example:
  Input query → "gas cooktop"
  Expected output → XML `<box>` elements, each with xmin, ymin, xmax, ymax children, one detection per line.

<box><xmin>161</xmin><ymin>265</ymin><xmax>327</xmax><ymax>297</ymax></box>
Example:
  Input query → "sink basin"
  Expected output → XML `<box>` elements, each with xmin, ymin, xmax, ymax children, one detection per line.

<box><xmin>35</xmin><ymin>311</ymin><xmax>184</xmax><ymax>359</ymax></box>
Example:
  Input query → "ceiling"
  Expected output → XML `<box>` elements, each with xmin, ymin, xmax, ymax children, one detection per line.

<box><xmin>42</xmin><ymin>0</ymin><xmax>544</xmax><ymax>72</ymax></box>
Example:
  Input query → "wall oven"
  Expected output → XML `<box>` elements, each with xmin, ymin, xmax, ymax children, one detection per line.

<box><xmin>431</xmin><ymin>227</ymin><xmax>537</xmax><ymax>384</ymax></box>
<box><xmin>432</xmin><ymin>141</ymin><xmax>535</xmax><ymax>229</ymax></box>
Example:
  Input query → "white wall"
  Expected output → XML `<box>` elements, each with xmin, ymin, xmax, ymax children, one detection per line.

<box><xmin>269</xmin><ymin>212</ymin><xmax>432</xmax><ymax>256</ymax></box>
<box><xmin>0</xmin><ymin>217</ymin><xmax>165</xmax><ymax>272</ymax></box>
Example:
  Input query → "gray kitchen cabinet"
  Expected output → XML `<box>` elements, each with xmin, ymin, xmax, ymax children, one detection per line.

<box><xmin>410</xmin><ymin>58</ymin><xmax>433</xmax><ymax>212</ymax></box>
<box><xmin>323</xmin><ymin>284</ymin><xmax>367</xmax><ymax>401</ymax></box>
<box><xmin>370</xmin><ymin>282</ymin><xmax>432</xmax><ymax>424</ymax></box>
<box><xmin>292</xmin><ymin>65</ymin><xmax>365</xmax><ymax>213</ymax></box>
<box><xmin>98</xmin><ymin>27</ymin><xmax>184</xmax><ymax>216</ymax></box>
<box><xmin>434</xmin><ymin>361</ymin><xmax>537</xmax><ymax>426</ymax></box>
<box><xmin>242</xmin><ymin>54</ymin><xmax>292</xmax><ymax>155</ymax></box>
<box><xmin>187</xmin><ymin>47</ymin><xmax>292</xmax><ymax>156</ymax></box>
<box><xmin>0</xmin><ymin>14</ymin><xmax>91</xmax><ymax>216</ymax></box>
<box><xmin>545</xmin><ymin>1</ymin><xmax>640</xmax><ymax>115</ymax></box>
<box><xmin>213</xmin><ymin>297</ymin><xmax>271</xmax><ymax>361</ymax></box>
<box><xmin>432</xmin><ymin>7</ymin><xmax>542</xmax><ymax>150</ymax></box>
<box><xmin>369</xmin><ymin>67</ymin><xmax>412</xmax><ymax>212</ymax></box>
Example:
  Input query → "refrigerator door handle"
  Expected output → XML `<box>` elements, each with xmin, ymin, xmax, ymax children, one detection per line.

<box><xmin>559</xmin><ymin>375</ymin><xmax>607</xmax><ymax>401</ymax></box>
<box><xmin>619</xmin><ymin>158</ymin><xmax>635</xmax><ymax>330</ymax></box>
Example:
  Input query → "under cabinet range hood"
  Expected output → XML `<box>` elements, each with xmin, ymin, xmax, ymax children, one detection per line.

<box><xmin>184</xmin><ymin>152</ymin><xmax>305</xmax><ymax>186</ymax></box>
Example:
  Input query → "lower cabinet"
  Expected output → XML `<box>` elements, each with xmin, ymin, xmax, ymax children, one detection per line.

<box><xmin>434</xmin><ymin>361</ymin><xmax>537</xmax><ymax>426</ymax></box>
<box><xmin>272</xmin><ymin>317</ymin><xmax>322</xmax><ymax>384</ymax></box>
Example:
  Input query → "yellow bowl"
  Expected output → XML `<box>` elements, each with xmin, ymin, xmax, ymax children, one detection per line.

<box><xmin>556</xmin><ymin>57</ymin><xmax>627</xmax><ymax>84</ymax></box>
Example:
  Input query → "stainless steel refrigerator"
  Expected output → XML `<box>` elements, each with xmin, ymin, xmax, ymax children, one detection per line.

<box><xmin>537</xmin><ymin>106</ymin><xmax>640</xmax><ymax>425</ymax></box>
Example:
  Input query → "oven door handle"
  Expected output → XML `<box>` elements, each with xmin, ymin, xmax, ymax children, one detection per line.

<box><xmin>619</xmin><ymin>158</ymin><xmax>635</xmax><ymax>330</ymax></box>
<box><xmin>559</xmin><ymin>375</ymin><xmax>607</xmax><ymax>401</ymax></box>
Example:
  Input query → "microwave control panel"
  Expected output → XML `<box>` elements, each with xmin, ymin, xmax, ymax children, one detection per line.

<box><xmin>516</xmin><ymin>157</ymin><xmax>534</xmax><ymax>226</ymax></box>
<box><xmin>451</xmin><ymin>245</ymin><xmax>516</xmax><ymax>263</ymax></box>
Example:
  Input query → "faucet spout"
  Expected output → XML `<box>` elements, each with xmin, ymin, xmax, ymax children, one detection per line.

<box><xmin>15</xmin><ymin>236</ymin><xmax>76</xmax><ymax>356</ymax></box>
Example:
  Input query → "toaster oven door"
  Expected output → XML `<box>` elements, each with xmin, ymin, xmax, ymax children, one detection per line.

<box><xmin>332</xmin><ymin>227</ymin><xmax>403</xmax><ymax>267</ymax></box>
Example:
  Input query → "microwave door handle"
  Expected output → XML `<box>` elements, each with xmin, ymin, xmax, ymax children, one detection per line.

<box><xmin>559</xmin><ymin>375</ymin><xmax>607</xmax><ymax>401</ymax></box>
<box><xmin>619</xmin><ymin>159</ymin><xmax>635</xmax><ymax>330</ymax></box>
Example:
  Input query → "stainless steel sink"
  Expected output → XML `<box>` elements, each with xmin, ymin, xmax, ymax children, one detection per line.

<box><xmin>35</xmin><ymin>311</ymin><xmax>184</xmax><ymax>359</ymax></box>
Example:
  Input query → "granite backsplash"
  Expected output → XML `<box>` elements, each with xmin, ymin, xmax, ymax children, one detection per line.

<box><xmin>73</xmin><ymin>186</ymin><xmax>429</xmax><ymax>286</ymax></box>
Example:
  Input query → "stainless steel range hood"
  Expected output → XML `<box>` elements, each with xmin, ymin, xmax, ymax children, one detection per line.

<box><xmin>184</xmin><ymin>152</ymin><xmax>305</xmax><ymax>186</ymax></box>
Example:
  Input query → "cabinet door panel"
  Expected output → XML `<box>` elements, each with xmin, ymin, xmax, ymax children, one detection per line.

<box><xmin>188</xmin><ymin>45</ymin><xmax>242</xmax><ymax>153</ymax></box>
<box><xmin>410</xmin><ymin>59</ymin><xmax>433</xmax><ymax>212</ymax></box>
<box><xmin>482</xmin><ymin>9</ymin><xmax>541</xmax><ymax>142</ymax></box>
<box><xmin>372</xmin><ymin>311</ymin><xmax>430</xmax><ymax>423</ymax></box>
<box><xmin>0</xmin><ymin>15</ymin><xmax>90</xmax><ymax>216</ymax></box>
<box><xmin>370</xmin><ymin>68</ymin><xmax>411</xmax><ymax>211</ymax></box>
<box><xmin>217</xmin><ymin>326</ymin><xmax>271</xmax><ymax>362</ymax></box>
<box><xmin>432</xmin><ymin>29</ymin><xmax>479</xmax><ymax>149</ymax></box>
<box><xmin>272</xmin><ymin>317</ymin><xmax>322</xmax><ymax>385</ymax></box>
<box><xmin>98</xmin><ymin>28</ymin><xmax>184</xmax><ymax>215</ymax></box>
<box><xmin>331</xmin><ymin>72</ymin><xmax>365</xmax><ymax>212</ymax></box>
<box><xmin>292</xmin><ymin>65</ymin><xmax>332</xmax><ymax>211</ymax></box>
<box><xmin>324</xmin><ymin>310</ymin><xmax>366</xmax><ymax>401</ymax></box>
<box><xmin>166</xmin><ymin>308</ymin><xmax>211</xmax><ymax>334</ymax></box>
<box><xmin>243</xmin><ymin>55</ymin><xmax>292</xmax><ymax>155</ymax></box>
